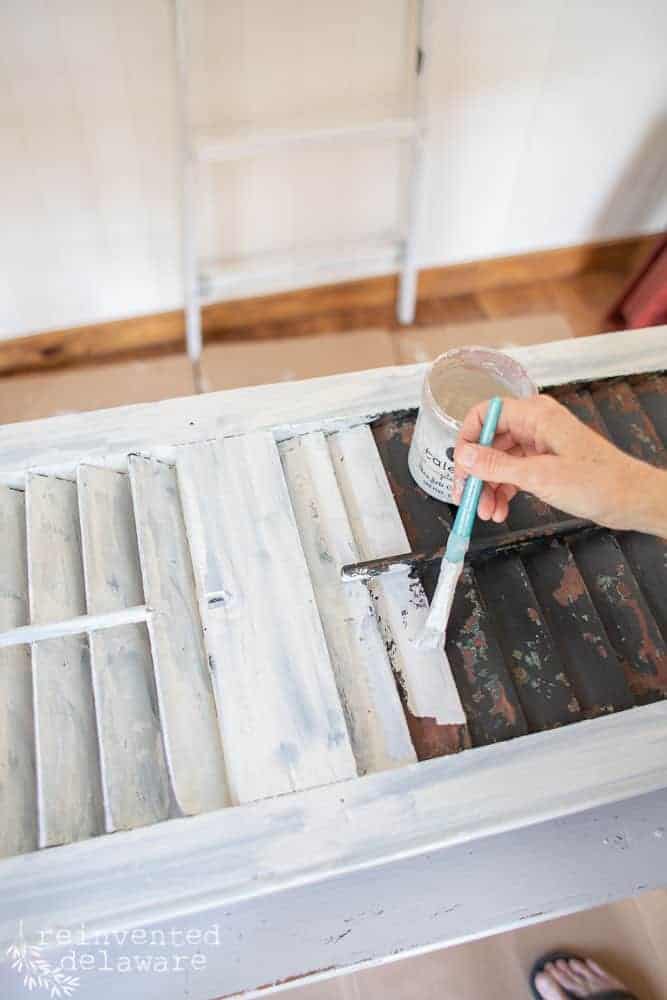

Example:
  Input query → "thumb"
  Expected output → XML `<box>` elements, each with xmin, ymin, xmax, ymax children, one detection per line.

<box><xmin>456</xmin><ymin>443</ymin><xmax>537</xmax><ymax>491</ymax></box>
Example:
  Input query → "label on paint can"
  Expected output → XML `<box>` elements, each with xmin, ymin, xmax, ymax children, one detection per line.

<box><xmin>407</xmin><ymin>347</ymin><xmax>537</xmax><ymax>504</ymax></box>
<box><xmin>407</xmin><ymin>411</ymin><xmax>458</xmax><ymax>503</ymax></box>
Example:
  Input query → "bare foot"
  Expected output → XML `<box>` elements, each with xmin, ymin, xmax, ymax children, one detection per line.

<box><xmin>534</xmin><ymin>956</ymin><xmax>632</xmax><ymax>998</ymax></box>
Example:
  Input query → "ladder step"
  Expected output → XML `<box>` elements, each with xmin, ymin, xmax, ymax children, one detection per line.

<box><xmin>176</xmin><ymin>432</ymin><xmax>357</xmax><ymax>805</ymax></box>
<box><xmin>0</xmin><ymin>486</ymin><xmax>37</xmax><ymax>857</ymax></box>
<box><xmin>280</xmin><ymin>432</ymin><xmax>416</xmax><ymax>775</ymax></box>
<box><xmin>198</xmin><ymin>235</ymin><xmax>403</xmax><ymax>302</ymax></box>
<box><xmin>26</xmin><ymin>474</ymin><xmax>103</xmax><ymax>847</ymax></box>
<box><xmin>129</xmin><ymin>456</ymin><xmax>229</xmax><ymax>816</ymax></box>
<box><xmin>194</xmin><ymin>111</ymin><xmax>418</xmax><ymax>163</ymax></box>
<box><xmin>78</xmin><ymin>465</ymin><xmax>171</xmax><ymax>832</ymax></box>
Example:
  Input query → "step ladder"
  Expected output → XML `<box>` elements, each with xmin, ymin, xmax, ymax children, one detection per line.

<box><xmin>173</xmin><ymin>0</ymin><xmax>432</xmax><ymax>386</ymax></box>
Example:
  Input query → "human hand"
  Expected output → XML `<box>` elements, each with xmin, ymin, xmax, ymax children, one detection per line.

<box><xmin>453</xmin><ymin>394</ymin><xmax>667</xmax><ymax>536</ymax></box>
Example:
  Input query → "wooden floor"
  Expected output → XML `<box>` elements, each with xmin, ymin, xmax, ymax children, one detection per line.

<box><xmin>0</xmin><ymin>265</ymin><xmax>639</xmax><ymax>425</ymax></box>
<box><xmin>289</xmin><ymin>890</ymin><xmax>667</xmax><ymax>1000</ymax></box>
<box><xmin>1</xmin><ymin>262</ymin><xmax>666</xmax><ymax>998</ymax></box>
<box><xmin>401</xmin><ymin>266</ymin><xmax>630</xmax><ymax>340</ymax></box>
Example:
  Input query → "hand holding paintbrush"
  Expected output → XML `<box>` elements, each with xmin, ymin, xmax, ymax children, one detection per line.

<box><xmin>414</xmin><ymin>396</ymin><xmax>504</xmax><ymax>650</ymax></box>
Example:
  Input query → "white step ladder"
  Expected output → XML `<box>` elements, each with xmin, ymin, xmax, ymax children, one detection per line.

<box><xmin>173</xmin><ymin>0</ymin><xmax>431</xmax><ymax>383</ymax></box>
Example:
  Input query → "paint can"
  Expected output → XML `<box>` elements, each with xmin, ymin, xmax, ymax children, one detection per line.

<box><xmin>407</xmin><ymin>346</ymin><xmax>536</xmax><ymax>503</ymax></box>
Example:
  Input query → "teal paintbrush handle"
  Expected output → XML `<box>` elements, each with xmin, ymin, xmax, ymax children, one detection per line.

<box><xmin>446</xmin><ymin>396</ymin><xmax>503</xmax><ymax>562</ymax></box>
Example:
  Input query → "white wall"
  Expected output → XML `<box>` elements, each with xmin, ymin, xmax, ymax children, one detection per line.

<box><xmin>1</xmin><ymin>0</ymin><xmax>666</xmax><ymax>341</ymax></box>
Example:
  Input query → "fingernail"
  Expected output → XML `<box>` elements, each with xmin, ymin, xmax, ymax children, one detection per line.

<box><xmin>452</xmin><ymin>475</ymin><xmax>465</xmax><ymax>500</ymax></box>
<box><xmin>459</xmin><ymin>444</ymin><xmax>477</xmax><ymax>469</ymax></box>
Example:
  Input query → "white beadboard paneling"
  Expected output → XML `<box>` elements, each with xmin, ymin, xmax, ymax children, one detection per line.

<box><xmin>99</xmin><ymin>0</ymin><xmax>181</xmax><ymax>309</ymax></box>
<box><xmin>422</xmin><ymin>0</ymin><xmax>562</xmax><ymax>264</ymax></box>
<box><xmin>128</xmin><ymin>455</ymin><xmax>229</xmax><ymax>815</ymax></box>
<box><xmin>54</xmin><ymin>1</ymin><xmax>160</xmax><ymax>316</ymax></box>
<box><xmin>77</xmin><ymin>465</ymin><xmax>171</xmax><ymax>832</ymax></box>
<box><xmin>176</xmin><ymin>432</ymin><xmax>357</xmax><ymax>804</ymax></box>
<box><xmin>0</xmin><ymin>486</ymin><xmax>37</xmax><ymax>858</ymax></box>
<box><xmin>280</xmin><ymin>432</ymin><xmax>416</xmax><ymax>775</ymax></box>
<box><xmin>0</xmin><ymin>0</ymin><xmax>101</xmax><ymax>334</ymax></box>
<box><xmin>0</xmin><ymin>0</ymin><xmax>180</xmax><ymax>338</ymax></box>
<box><xmin>25</xmin><ymin>473</ymin><xmax>104</xmax><ymax>847</ymax></box>
<box><xmin>502</xmin><ymin>1</ymin><xmax>667</xmax><ymax>248</ymax></box>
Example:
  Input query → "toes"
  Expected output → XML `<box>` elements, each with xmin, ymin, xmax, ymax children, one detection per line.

<box><xmin>569</xmin><ymin>958</ymin><xmax>600</xmax><ymax>984</ymax></box>
<box><xmin>534</xmin><ymin>970</ymin><xmax>569</xmax><ymax>1000</ymax></box>
<box><xmin>535</xmin><ymin>955</ymin><xmax>629</xmax><ymax>1000</ymax></box>
<box><xmin>548</xmin><ymin>960</ymin><xmax>589</xmax><ymax>997</ymax></box>
<box><xmin>585</xmin><ymin>958</ymin><xmax>625</xmax><ymax>989</ymax></box>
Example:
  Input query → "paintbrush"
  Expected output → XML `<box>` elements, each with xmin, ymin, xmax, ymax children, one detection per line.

<box><xmin>414</xmin><ymin>396</ymin><xmax>503</xmax><ymax>650</ymax></box>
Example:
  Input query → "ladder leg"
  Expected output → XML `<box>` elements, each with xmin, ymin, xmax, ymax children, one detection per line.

<box><xmin>173</xmin><ymin>0</ymin><xmax>204</xmax><ymax>384</ymax></box>
<box><xmin>398</xmin><ymin>0</ymin><xmax>430</xmax><ymax>326</ymax></box>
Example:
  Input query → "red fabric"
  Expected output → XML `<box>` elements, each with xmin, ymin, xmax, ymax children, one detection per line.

<box><xmin>610</xmin><ymin>234</ymin><xmax>667</xmax><ymax>328</ymax></box>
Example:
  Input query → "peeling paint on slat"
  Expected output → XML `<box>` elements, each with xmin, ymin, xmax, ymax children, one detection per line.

<box><xmin>78</xmin><ymin>465</ymin><xmax>171</xmax><ymax>832</ymax></box>
<box><xmin>329</xmin><ymin>423</ymin><xmax>467</xmax><ymax>758</ymax></box>
<box><xmin>26</xmin><ymin>474</ymin><xmax>103</xmax><ymax>847</ymax></box>
<box><xmin>176</xmin><ymin>434</ymin><xmax>356</xmax><ymax>804</ymax></box>
<box><xmin>0</xmin><ymin>485</ymin><xmax>37</xmax><ymax>857</ymax></box>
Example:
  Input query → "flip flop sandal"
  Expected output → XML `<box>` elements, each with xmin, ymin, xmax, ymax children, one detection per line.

<box><xmin>530</xmin><ymin>951</ymin><xmax>638</xmax><ymax>1000</ymax></box>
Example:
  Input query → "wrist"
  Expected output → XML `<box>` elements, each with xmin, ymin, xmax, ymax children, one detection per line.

<box><xmin>627</xmin><ymin>461</ymin><xmax>667</xmax><ymax>538</ymax></box>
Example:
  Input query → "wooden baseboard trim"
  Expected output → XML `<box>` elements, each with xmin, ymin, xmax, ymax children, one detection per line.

<box><xmin>0</xmin><ymin>232</ymin><xmax>660</xmax><ymax>378</ymax></box>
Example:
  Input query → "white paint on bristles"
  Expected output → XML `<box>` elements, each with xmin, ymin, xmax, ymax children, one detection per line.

<box><xmin>414</xmin><ymin>558</ymin><xmax>463</xmax><ymax>651</ymax></box>
<box><xmin>329</xmin><ymin>424</ymin><xmax>466</xmax><ymax>727</ymax></box>
<box><xmin>176</xmin><ymin>432</ymin><xmax>357</xmax><ymax>804</ymax></box>
<box><xmin>279</xmin><ymin>431</ymin><xmax>416</xmax><ymax>775</ymax></box>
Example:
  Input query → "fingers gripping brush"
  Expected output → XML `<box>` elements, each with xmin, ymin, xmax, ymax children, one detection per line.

<box><xmin>415</xmin><ymin>396</ymin><xmax>504</xmax><ymax>650</ymax></box>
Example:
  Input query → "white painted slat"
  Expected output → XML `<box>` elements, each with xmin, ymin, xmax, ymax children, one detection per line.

<box><xmin>176</xmin><ymin>431</ymin><xmax>357</xmax><ymax>804</ymax></box>
<box><xmin>77</xmin><ymin>465</ymin><xmax>171</xmax><ymax>832</ymax></box>
<box><xmin>0</xmin><ymin>486</ymin><xmax>36</xmax><ymax>857</ymax></box>
<box><xmin>25</xmin><ymin>474</ymin><xmax>103</xmax><ymax>847</ymax></box>
<box><xmin>329</xmin><ymin>425</ymin><xmax>466</xmax><ymax>734</ymax></box>
<box><xmin>0</xmin><ymin>605</ymin><xmax>147</xmax><ymax>649</ymax></box>
<box><xmin>128</xmin><ymin>455</ymin><xmax>228</xmax><ymax>815</ymax></box>
<box><xmin>279</xmin><ymin>432</ymin><xmax>415</xmax><ymax>775</ymax></box>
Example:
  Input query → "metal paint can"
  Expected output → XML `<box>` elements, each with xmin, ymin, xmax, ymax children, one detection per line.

<box><xmin>407</xmin><ymin>346</ymin><xmax>536</xmax><ymax>503</ymax></box>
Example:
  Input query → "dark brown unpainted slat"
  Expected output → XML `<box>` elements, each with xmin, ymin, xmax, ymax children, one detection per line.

<box><xmin>474</xmin><ymin>543</ymin><xmax>581</xmax><ymax>731</ymax></box>
<box><xmin>592</xmin><ymin>380</ymin><xmax>666</xmax><ymax>467</ymax></box>
<box><xmin>561</xmin><ymin>384</ymin><xmax>667</xmax><ymax>641</ymax></box>
<box><xmin>372</xmin><ymin>412</ymin><xmax>450</xmax><ymax>552</ymax></box>
<box><xmin>468</xmin><ymin>495</ymin><xmax>583</xmax><ymax>732</ymax></box>
<box><xmin>571</xmin><ymin>532</ymin><xmax>667</xmax><ymax>704</ymax></box>
<box><xmin>631</xmin><ymin>373</ymin><xmax>667</xmax><ymax>446</ymax></box>
<box><xmin>435</xmin><ymin>565</ymin><xmax>529</xmax><ymax>745</ymax></box>
<box><xmin>503</xmin><ymin>448</ymin><xmax>633</xmax><ymax>718</ymax></box>
<box><xmin>586</xmin><ymin>381</ymin><xmax>667</xmax><ymax>642</ymax></box>
<box><xmin>373</xmin><ymin>413</ymin><xmax>526</xmax><ymax>746</ymax></box>
<box><xmin>555</xmin><ymin>386</ymin><xmax>608</xmax><ymax>434</ymax></box>
<box><xmin>522</xmin><ymin>543</ymin><xmax>634</xmax><ymax>716</ymax></box>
